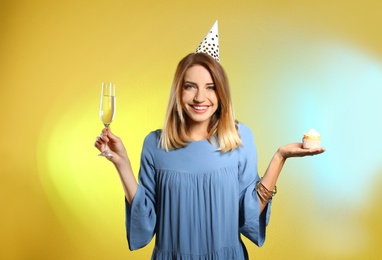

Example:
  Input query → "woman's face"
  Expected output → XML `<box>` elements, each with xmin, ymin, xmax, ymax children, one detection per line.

<box><xmin>181</xmin><ymin>65</ymin><xmax>218</xmax><ymax>131</ymax></box>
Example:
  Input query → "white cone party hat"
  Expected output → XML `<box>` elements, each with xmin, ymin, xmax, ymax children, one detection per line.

<box><xmin>195</xmin><ymin>20</ymin><xmax>220</xmax><ymax>62</ymax></box>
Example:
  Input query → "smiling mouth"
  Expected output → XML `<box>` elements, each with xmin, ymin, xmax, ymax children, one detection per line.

<box><xmin>190</xmin><ymin>105</ymin><xmax>209</xmax><ymax>112</ymax></box>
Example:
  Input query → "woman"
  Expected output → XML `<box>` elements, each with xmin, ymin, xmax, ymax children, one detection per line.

<box><xmin>94</xmin><ymin>52</ymin><xmax>325</xmax><ymax>259</ymax></box>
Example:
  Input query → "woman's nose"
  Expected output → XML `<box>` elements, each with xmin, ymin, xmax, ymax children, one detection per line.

<box><xmin>193</xmin><ymin>90</ymin><xmax>205</xmax><ymax>103</ymax></box>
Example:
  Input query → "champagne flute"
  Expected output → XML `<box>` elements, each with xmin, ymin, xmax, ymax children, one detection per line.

<box><xmin>98</xmin><ymin>82</ymin><xmax>116</xmax><ymax>157</ymax></box>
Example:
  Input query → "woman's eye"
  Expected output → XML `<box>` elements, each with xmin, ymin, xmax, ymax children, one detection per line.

<box><xmin>207</xmin><ymin>86</ymin><xmax>216</xmax><ymax>90</ymax></box>
<box><xmin>184</xmin><ymin>85</ymin><xmax>195</xmax><ymax>89</ymax></box>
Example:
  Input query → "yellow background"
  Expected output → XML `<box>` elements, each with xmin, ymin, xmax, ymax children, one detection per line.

<box><xmin>1</xmin><ymin>0</ymin><xmax>382</xmax><ymax>259</ymax></box>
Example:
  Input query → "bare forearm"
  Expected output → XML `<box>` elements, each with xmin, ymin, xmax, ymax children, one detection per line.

<box><xmin>262</xmin><ymin>150</ymin><xmax>285</xmax><ymax>190</ymax></box>
<box><xmin>258</xmin><ymin>149</ymin><xmax>286</xmax><ymax>212</ymax></box>
<box><xmin>114</xmin><ymin>158</ymin><xmax>138</xmax><ymax>206</ymax></box>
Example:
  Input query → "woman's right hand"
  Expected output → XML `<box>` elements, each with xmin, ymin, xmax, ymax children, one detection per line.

<box><xmin>94</xmin><ymin>127</ymin><xmax>128</xmax><ymax>165</ymax></box>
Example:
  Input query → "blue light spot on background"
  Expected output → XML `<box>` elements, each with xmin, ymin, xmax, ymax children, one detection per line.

<box><xmin>298</xmin><ymin>41</ymin><xmax>382</xmax><ymax>210</ymax></box>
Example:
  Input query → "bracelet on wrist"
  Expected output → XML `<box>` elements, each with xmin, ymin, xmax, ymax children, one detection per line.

<box><xmin>256</xmin><ymin>178</ymin><xmax>277</xmax><ymax>203</ymax></box>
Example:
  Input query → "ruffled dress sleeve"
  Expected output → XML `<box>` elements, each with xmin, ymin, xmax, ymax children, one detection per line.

<box><xmin>125</xmin><ymin>131</ymin><xmax>158</xmax><ymax>250</ymax></box>
<box><xmin>238</xmin><ymin>124</ymin><xmax>272</xmax><ymax>247</ymax></box>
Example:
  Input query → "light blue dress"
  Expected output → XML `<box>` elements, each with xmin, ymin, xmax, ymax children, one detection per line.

<box><xmin>125</xmin><ymin>123</ymin><xmax>272</xmax><ymax>259</ymax></box>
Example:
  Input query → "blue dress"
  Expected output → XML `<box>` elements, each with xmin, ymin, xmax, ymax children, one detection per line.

<box><xmin>125</xmin><ymin>123</ymin><xmax>272</xmax><ymax>259</ymax></box>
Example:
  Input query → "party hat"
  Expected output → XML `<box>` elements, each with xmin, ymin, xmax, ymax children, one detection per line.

<box><xmin>195</xmin><ymin>20</ymin><xmax>220</xmax><ymax>62</ymax></box>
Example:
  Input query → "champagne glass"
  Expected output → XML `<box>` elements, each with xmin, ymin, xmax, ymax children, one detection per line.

<box><xmin>98</xmin><ymin>82</ymin><xmax>116</xmax><ymax>157</ymax></box>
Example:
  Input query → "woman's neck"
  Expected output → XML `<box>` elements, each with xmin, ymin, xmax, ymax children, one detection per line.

<box><xmin>187</xmin><ymin>123</ymin><xmax>209</xmax><ymax>141</ymax></box>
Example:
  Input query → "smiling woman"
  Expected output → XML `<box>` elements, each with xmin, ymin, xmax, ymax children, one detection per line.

<box><xmin>94</xmin><ymin>21</ymin><xmax>325</xmax><ymax>257</ymax></box>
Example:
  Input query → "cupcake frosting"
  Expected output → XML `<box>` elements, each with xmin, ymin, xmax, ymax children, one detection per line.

<box><xmin>304</xmin><ymin>128</ymin><xmax>320</xmax><ymax>137</ymax></box>
<box><xmin>303</xmin><ymin>128</ymin><xmax>321</xmax><ymax>140</ymax></box>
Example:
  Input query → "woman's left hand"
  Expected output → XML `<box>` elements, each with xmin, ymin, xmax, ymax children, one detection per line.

<box><xmin>278</xmin><ymin>142</ymin><xmax>326</xmax><ymax>159</ymax></box>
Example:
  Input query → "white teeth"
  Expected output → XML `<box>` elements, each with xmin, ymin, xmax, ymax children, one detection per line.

<box><xmin>193</xmin><ymin>106</ymin><xmax>207</xmax><ymax>110</ymax></box>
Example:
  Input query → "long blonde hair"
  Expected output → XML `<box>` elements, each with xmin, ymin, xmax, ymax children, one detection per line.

<box><xmin>160</xmin><ymin>53</ymin><xmax>241</xmax><ymax>152</ymax></box>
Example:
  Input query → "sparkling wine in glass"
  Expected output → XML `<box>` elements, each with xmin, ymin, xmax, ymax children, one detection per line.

<box><xmin>98</xmin><ymin>82</ymin><xmax>116</xmax><ymax>156</ymax></box>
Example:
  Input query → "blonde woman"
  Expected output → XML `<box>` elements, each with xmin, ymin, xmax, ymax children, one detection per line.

<box><xmin>95</xmin><ymin>51</ymin><xmax>325</xmax><ymax>259</ymax></box>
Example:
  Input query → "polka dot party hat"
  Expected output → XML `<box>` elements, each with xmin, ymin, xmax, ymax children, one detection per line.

<box><xmin>195</xmin><ymin>20</ymin><xmax>220</xmax><ymax>62</ymax></box>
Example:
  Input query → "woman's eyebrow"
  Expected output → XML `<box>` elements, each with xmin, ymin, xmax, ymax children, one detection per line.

<box><xmin>184</xmin><ymin>81</ymin><xmax>196</xmax><ymax>85</ymax></box>
<box><xmin>184</xmin><ymin>81</ymin><xmax>215</xmax><ymax>86</ymax></box>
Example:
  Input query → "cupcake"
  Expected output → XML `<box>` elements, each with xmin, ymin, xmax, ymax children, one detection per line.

<box><xmin>302</xmin><ymin>129</ymin><xmax>321</xmax><ymax>149</ymax></box>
